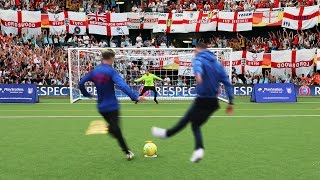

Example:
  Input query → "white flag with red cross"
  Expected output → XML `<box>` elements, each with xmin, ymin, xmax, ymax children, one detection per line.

<box><xmin>48</xmin><ymin>12</ymin><xmax>66</xmax><ymax>34</ymax></box>
<box><xmin>217</xmin><ymin>11</ymin><xmax>253</xmax><ymax>32</ymax></box>
<box><xmin>178</xmin><ymin>55</ymin><xmax>194</xmax><ymax>76</ymax></box>
<box><xmin>64</xmin><ymin>11</ymin><xmax>86</xmax><ymax>35</ymax></box>
<box><xmin>245</xmin><ymin>51</ymin><xmax>264</xmax><ymax>75</ymax></box>
<box><xmin>271</xmin><ymin>49</ymin><xmax>315</xmax><ymax>78</ymax></box>
<box><xmin>127</xmin><ymin>12</ymin><xmax>159</xmax><ymax>29</ymax></box>
<box><xmin>223</xmin><ymin>51</ymin><xmax>247</xmax><ymax>74</ymax></box>
<box><xmin>317</xmin><ymin>49</ymin><xmax>320</xmax><ymax>70</ymax></box>
<box><xmin>282</xmin><ymin>5</ymin><xmax>319</xmax><ymax>30</ymax></box>
<box><xmin>88</xmin><ymin>12</ymin><xmax>129</xmax><ymax>36</ymax></box>
<box><xmin>154</xmin><ymin>13</ymin><xmax>186</xmax><ymax>33</ymax></box>
<box><xmin>184</xmin><ymin>11</ymin><xmax>217</xmax><ymax>32</ymax></box>
<box><xmin>255</xmin><ymin>8</ymin><xmax>282</xmax><ymax>24</ymax></box>
<box><xmin>0</xmin><ymin>10</ymin><xmax>41</xmax><ymax>38</ymax></box>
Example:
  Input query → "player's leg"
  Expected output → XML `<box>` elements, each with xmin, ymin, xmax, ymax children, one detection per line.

<box><xmin>190</xmin><ymin>98</ymin><xmax>219</xmax><ymax>162</ymax></box>
<box><xmin>151</xmin><ymin>86</ymin><xmax>158</xmax><ymax>104</ymax></box>
<box><xmin>139</xmin><ymin>86</ymin><xmax>149</xmax><ymax>96</ymax></box>
<box><xmin>152</xmin><ymin>102</ymin><xmax>196</xmax><ymax>138</ymax></box>
<box><xmin>136</xmin><ymin>86</ymin><xmax>149</xmax><ymax>104</ymax></box>
<box><xmin>101</xmin><ymin>111</ymin><xmax>134</xmax><ymax>160</ymax></box>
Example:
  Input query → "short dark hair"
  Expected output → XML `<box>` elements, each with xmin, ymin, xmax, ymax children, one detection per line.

<box><xmin>196</xmin><ymin>42</ymin><xmax>208</xmax><ymax>49</ymax></box>
<box><xmin>101</xmin><ymin>49</ymin><xmax>115</xmax><ymax>60</ymax></box>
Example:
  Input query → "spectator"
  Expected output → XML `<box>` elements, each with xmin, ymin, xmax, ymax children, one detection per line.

<box><xmin>313</xmin><ymin>72</ymin><xmax>320</xmax><ymax>85</ymax></box>
<box><xmin>83</xmin><ymin>33</ymin><xmax>90</xmax><ymax>47</ymax></box>
<box><xmin>163</xmin><ymin>75</ymin><xmax>171</xmax><ymax>86</ymax></box>
<box><xmin>177</xmin><ymin>76</ymin><xmax>183</xmax><ymax>86</ymax></box>
<box><xmin>245</xmin><ymin>73</ymin><xmax>252</xmax><ymax>84</ymax></box>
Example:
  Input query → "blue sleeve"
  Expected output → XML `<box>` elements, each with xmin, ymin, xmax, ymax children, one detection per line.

<box><xmin>193</xmin><ymin>58</ymin><xmax>204</xmax><ymax>76</ymax></box>
<box><xmin>112</xmin><ymin>70</ymin><xmax>138</xmax><ymax>101</ymax></box>
<box><xmin>78</xmin><ymin>72</ymin><xmax>92</xmax><ymax>98</ymax></box>
<box><xmin>218</xmin><ymin>63</ymin><xmax>234</xmax><ymax>104</ymax></box>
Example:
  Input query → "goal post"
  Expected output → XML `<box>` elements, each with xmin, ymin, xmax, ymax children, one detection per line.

<box><xmin>68</xmin><ymin>47</ymin><xmax>233</xmax><ymax>104</ymax></box>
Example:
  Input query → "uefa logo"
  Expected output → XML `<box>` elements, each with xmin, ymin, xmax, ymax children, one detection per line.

<box><xmin>299</xmin><ymin>85</ymin><xmax>311</xmax><ymax>96</ymax></box>
<box><xmin>28</xmin><ymin>88</ymin><xmax>33</xmax><ymax>94</ymax></box>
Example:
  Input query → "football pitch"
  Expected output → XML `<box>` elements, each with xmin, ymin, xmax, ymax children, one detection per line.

<box><xmin>0</xmin><ymin>97</ymin><xmax>320</xmax><ymax>180</ymax></box>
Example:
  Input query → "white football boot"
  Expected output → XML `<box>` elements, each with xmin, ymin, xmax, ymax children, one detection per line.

<box><xmin>190</xmin><ymin>148</ymin><xmax>204</xmax><ymax>163</ymax></box>
<box><xmin>151</xmin><ymin>127</ymin><xmax>167</xmax><ymax>139</ymax></box>
<box><xmin>126</xmin><ymin>150</ymin><xmax>134</xmax><ymax>161</ymax></box>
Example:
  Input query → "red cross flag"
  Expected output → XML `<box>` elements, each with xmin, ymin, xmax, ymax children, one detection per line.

<box><xmin>154</xmin><ymin>13</ymin><xmax>186</xmax><ymax>33</ymax></box>
<box><xmin>223</xmin><ymin>51</ymin><xmax>247</xmax><ymax>74</ymax></box>
<box><xmin>184</xmin><ymin>11</ymin><xmax>217</xmax><ymax>32</ymax></box>
<box><xmin>255</xmin><ymin>8</ymin><xmax>282</xmax><ymax>25</ymax></box>
<box><xmin>88</xmin><ymin>13</ymin><xmax>129</xmax><ymax>36</ymax></box>
<box><xmin>0</xmin><ymin>10</ymin><xmax>41</xmax><ymax>38</ymax></box>
<box><xmin>245</xmin><ymin>51</ymin><xmax>264</xmax><ymax>75</ymax></box>
<box><xmin>178</xmin><ymin>54</ymin><xmax>195</xmax><ymax>76</ymax></box>
<box><xmin>282</xmin><ymin>5</ymin><xmax>319</xmax><ymax>30</ymax></box>
<box><xmin>48</xmin><ymin>12</ymin><xmax>66</xmax><ymax>34</ymax></box>
<box><xmin>64</xmin><ymin>11</ymin><xmax>86</xmax><ymax>35</ymax></box>
<box><xmin>271</xmin><ymin>49</ymin><xmax>315</xmax><ymax>78</ymax></box>
<box><xmin>217</xmin><ymin>11</ymin><xmax>253</xmax><ymax>32</ymax></box>
<box><xmin>127</xmin><ymin>12</ymin><xmax>159</xmax><ymax>29</ymax></box>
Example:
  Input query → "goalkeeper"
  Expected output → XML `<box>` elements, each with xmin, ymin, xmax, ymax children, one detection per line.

<box><xmin>134</xmin><ymin>70</ymin><xmax>162</xmax><ymax>104</ymax></box>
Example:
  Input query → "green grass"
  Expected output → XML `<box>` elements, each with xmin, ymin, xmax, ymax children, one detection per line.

<box><xmin>0</xmin><ymin>97</ymin><xmax>320</xmax><ymax>180</ymax></box>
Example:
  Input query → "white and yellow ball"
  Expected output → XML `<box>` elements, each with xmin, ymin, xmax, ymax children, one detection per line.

<box><xmin>143</xmin><ymin>141</ymin><xmax>157</xmax><ymax>157</ymax></box>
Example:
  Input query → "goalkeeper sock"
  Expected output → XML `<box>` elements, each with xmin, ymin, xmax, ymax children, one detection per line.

<box><xmin>154</xmin><ymin>99</ymin><xmax>158</xmax><ymax>104</ymax></box>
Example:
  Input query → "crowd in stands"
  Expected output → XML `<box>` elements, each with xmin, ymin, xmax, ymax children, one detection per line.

<box><xmin>0</xmin><ymin>29</ymin><xmax>171</xmax><ymax>85</ymax></box>
<box><xmin>197</xmin><ymin>28</ymin><xmax>320</xmax><ymax>53</ymax></box>
<box><xmin>232</xmin><ymin>70</ymin><xmax>320</xmax><ymax>86</ymax></box>
<box><xmin>1</xmin><ymin>27</ymin><xmax>320</xmax><ymax>86</ymax></box>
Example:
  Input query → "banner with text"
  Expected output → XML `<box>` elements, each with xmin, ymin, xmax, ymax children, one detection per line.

<box><xmin>0</xmin><ymin>84</ymin><xmax>38</xmax><ymax>103</ymax></box>
<box><xmin>251</xmin><ymin>83</ymin><xmax>297</xmax><ymax>103</ymax></box>
<box><xmin>37</xmin><ymin>85</ymin><xmax>320</xmax><ymax>97</ymax></box>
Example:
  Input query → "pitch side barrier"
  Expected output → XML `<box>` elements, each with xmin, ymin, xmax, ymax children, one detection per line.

<box><xmin>37</xmin><ymin>85</ymin><xmax>320</xmax><ymax>97</ymax></box>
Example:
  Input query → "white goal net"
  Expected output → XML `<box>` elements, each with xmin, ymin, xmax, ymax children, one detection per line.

<box><xmin>68</xmin><ymin>48</ymin><xmax>233</xmax><ymax>103</ymax></box>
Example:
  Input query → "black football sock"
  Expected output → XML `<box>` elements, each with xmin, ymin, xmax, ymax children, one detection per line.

<box><xmin>109</xmin><ymin>126</ymin><xmax>130</xmax><ymax>154</ymax></box>
<box><xmin>191</xmin><ymin>124</ymin><xmax>204</xmax><ymax>150</ymax></box>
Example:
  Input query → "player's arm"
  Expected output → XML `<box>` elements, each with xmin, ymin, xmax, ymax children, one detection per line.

<box><xmin>217</xmin><ymin>63</ymin><xmax>234</xmax><ymax>115</ymax></box>
<box><xmin>78</xmin><ymin>72</ymin><xmax>93</xmax><ymax>98</ymax></box>
<box><xmin>152</xmin><ymin>74</ymin><xmax>163</xmax><ymax>81</ymax></box>
<box><xmin>193</xmin><ymin>58</ymin><xmax>204</xmax><ymax>84</ymax></box>
<box><xmin>218</xmin><ymin>63</ymin><xmax>234</xmax><ymax>105</ymax></box>
<box><xmin>112</xmin><ymin>71</ymin><xmax>139</xmax><ymax>101</ymax></box>
<box><xmin>134</xmin><ymin>75</ymin><xmax>145</xmax><ymax>82</ymax></box>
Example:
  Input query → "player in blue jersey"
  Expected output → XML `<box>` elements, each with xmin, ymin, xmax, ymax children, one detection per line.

<box><xmin>152</xmin><ymin>43</ymin><xmax>234</xmax><ymax>163</ymax></box>
<box><xmin>79</xmin><ymin>49</ymin><xmax>144</xmax><ymax>160</ymax></box>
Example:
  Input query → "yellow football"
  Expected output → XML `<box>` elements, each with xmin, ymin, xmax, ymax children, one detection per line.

<box><xmin>143</xmin><ymin>141</ymin><xmax>157</xmax><ymax>156</ymax></box>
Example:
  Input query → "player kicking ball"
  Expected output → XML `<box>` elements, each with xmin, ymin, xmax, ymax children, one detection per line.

<box><xmin>151</xmin><ymin>43</ymin><xmax>234</xmax><ymax>163</ymax></box>
<box><xmin>78</xmin><ymin>49</ymin><xmax>144</xmax><ymax>160</ymax></box>
<box><xmin>134</xmin><ymin>70</ymin><xmax>162</xmax><ymax>104</ymax></box>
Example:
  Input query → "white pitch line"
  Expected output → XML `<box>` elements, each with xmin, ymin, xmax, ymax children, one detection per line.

<box><xmin>2</xmin><ymin>102</ymin><xmax>319</xmax><ymax>105</ymax></box>
<box><xmin>0</xmin><ymin>115</ymin><xmax>320</xmax><ymax>119</ymax></box>
<box><xmin>0</xmin><ymin>108</ymin><xmax>319</xmax><ymax>112</ymax></box>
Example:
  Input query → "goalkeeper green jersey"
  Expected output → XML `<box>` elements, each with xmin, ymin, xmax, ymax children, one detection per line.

<box><xmin>134</xmin><ymin>73</ymin><xmax>162</xmax><ymax>86</ymax></box>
